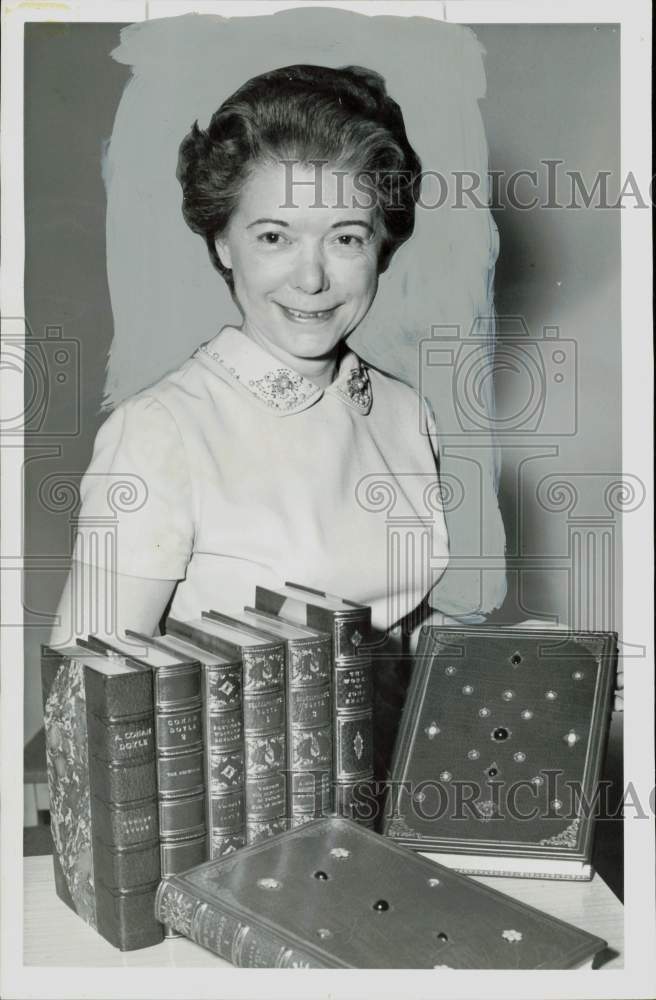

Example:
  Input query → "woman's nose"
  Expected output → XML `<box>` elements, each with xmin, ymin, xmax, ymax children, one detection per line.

<box><xmin>291</xmin><ymin>243</ymin><xmax>329</xmax><ymax>294</ymax></box>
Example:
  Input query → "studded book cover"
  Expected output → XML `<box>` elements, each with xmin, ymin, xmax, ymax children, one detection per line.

<box><xmin>155</xmin><ymin>815</ymin><xmax>606</xmax><ymax>968</ymax></box>
<box><xmin>383</xmin><ymin>626</ymin><xmax>617</xmax><ymax>879</ymax></box>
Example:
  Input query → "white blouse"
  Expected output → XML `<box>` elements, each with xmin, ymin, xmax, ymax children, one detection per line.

<box><xmin>72</xmin><ymin>326</ymin><xmax>450</xmax><ymax>633</ymax></box>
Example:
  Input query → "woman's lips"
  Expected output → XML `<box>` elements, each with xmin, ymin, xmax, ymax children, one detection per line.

<box><xmin>277</xmin><ymin>303</ymin><xmax>339</xmax><ymax>322</ymax></box>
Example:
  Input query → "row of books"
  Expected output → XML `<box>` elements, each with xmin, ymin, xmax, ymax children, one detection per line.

<box><xmin>41</xmin><ymin>582</ymin><xmax>374</xmax><ymax>951</ymax></box>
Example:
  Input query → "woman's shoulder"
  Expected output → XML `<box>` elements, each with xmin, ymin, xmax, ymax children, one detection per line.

<box><xmin>361</xmin><ymin>358</ymin><xmax>438</xmax><ymax>438</ymax></box>
<box><xmin>106</xmin><ymin>345</ymin><xmax>230</xmax><ymax>422</ymax></box>
<box><xmin>364</xmin><ymin>359</ymin><xmax>426</xmax><ymax>406</ymax></box>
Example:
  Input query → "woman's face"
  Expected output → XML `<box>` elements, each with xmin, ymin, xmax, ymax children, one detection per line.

<box><xmin>215</xmin><ymin>160</ymin><xmax>383</xmax><ymax>363</ymax></box>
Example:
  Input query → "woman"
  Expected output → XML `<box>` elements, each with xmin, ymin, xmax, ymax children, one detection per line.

<box><xmin>50</xmin><ymin>64</ymin><xmax>454</xmax><ymax>690</ymax></box>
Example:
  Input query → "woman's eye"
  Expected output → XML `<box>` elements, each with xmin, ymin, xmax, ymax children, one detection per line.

<box><xmin>336</xmin><ymin>233</ymin><xmax>365</xmax><ymax>247</ymax></box>
<box><xmin>257</xmin><ymin>231</ymin><xmax>287</xmax><ymax>245</ymax></box>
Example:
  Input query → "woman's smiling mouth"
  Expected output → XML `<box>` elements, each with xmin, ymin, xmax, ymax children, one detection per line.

<box><xmin>277</xmin><ymin>303</ymin><xmax>340</xmax><ymax>322</ymax></box>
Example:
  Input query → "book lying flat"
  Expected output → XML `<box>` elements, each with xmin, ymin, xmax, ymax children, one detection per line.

<box><xmin>155</xmin><ymin>815</ymin><xmax>606</xmax><ymax>968</ymax></box>
<box><xmin>383</xmin><ymin>626</ymin><xmax>617</xmax><ymax>879</ymax></box>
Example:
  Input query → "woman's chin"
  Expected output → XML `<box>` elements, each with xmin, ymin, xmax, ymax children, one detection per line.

<box><xmin>277</xmin><ymin>327</ymin><xmax>346</xmax><ymax>360</ymax></box>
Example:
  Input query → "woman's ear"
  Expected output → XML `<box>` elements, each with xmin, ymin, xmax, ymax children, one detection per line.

<box><xmin>214</xmin><ymin>236</ymin><xmax>233</xmax><ymax>271</ymax></box>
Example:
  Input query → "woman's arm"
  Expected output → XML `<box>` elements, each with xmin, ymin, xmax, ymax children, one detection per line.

<box><xmin>48</xmin><ymin>559</ymin><xmax>177</xmax><ymax>647</ymax></box>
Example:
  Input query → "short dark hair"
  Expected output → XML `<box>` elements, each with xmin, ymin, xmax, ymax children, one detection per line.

<box><xmin>177</xmin><ymin>64</ymin><xmax>422</xmax><ymax>289</ymax></box>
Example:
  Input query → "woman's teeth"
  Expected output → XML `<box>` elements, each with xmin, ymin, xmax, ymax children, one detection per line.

<box><xmin>282</xmin><ymin>306</ymin><xmax>335</xmax><ymax>320</ymax></box>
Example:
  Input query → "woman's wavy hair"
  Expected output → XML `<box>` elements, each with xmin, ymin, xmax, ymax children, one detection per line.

<box><xmin>177</xmin><ymin>64</ymin><xmax>422</xmax><ymax>290</ymax></box>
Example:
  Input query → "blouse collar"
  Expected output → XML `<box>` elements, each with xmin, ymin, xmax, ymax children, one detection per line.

<box><xmin>194</xmin><ymin>326</ymin><xmax>372</xmax><ymax>417</ymax></box>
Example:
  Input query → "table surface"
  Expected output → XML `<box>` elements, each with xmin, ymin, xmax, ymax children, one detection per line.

<box><xmin>22</xmin><ymin>854</ymin><xmax>623</xmax><ymax>969</ymax></box>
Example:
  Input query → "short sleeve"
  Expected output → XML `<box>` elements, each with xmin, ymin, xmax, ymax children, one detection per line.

<box><xmin>71</xmin><ymin>393</ymin><xmax>194</xmax><ymax>579</ymax></box>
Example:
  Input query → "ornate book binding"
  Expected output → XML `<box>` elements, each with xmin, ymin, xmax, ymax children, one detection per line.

<box><xmin>165</xmin><ymin>615</ymin><xmax>288</xmax><ymax>844</ymax></box>
<box><xmin>88</xmin><ymin>634</ymin><xmax>207</xmax><ymax>937</ymax></box>
<box><xmin>41</xmin><ymin>643</ymin><xmax>164</xmax><ymax>951</ymax></box>
<box><xmin>240</xmin><ymin>607</ymin><xmax>333</xmax><ymax>827</ymax></box>
<box><xmin>155</xmin><ymin>816</ymin><xmax>607</xmax><ymax>968</ymax></box>
<box><xmin>383</xmin><ymin>626</ymin><xmax>617</xmax><ymax>880</ymax></box>
<box><xmin>254</xmin><ymin>583</ymin><xmax>374</xmax><ymax>827</ymax></box>
<box><xmin>155</xmin><ymin>633</ymin><xmax>246</xmax><ymax>859</ymax></box>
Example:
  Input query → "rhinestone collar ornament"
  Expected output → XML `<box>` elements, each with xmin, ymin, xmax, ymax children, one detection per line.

<box><xmin>196</xmin><ymin>328</ymin><xmax>373</xmax><ymax>416</ymax></box>
<box><xmin>337</xmin><ymin>367</ymin><xmax>372</xmax><ymax>410</ymax></box>
<box><xmin>247</xmin><ymin>369</ymin><xmax>314</xmax><ymax>412</ymax></box>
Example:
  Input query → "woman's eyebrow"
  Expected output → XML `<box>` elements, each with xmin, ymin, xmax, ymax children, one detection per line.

<box><xmin>246</xmin><ymin>217</ymin><xmax>290</xmax><ymax>228</ymax></box>
<box><xmin>331</xmin><ymin>220</ymin><xmax>374</xmax><ymax>235</ymax></box>
<box><xmin>245</xmin><ymin>218</ymin><xmax>374</xmax><ymax>234</ymax></box>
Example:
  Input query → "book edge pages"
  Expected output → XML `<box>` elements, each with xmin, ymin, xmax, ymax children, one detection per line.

<box><xmin>418</xmin><ymin>850</ymin><xmax>593</xmax><ymax>880</ymax></box>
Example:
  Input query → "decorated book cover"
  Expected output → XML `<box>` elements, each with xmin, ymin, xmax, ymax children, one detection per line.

<box><xmin>383</xmin><ymin>626</ymin><xmax>617</xmax><ymax>879</ymax></box>
<box><xmin>155</xmin><ymin>815</ymin><xmax>606</xmax><ymax>968</ymax></box>
<box><xmin>41</xmin><ymin>643</ymin><xmax>164</xmax><ymax>951</ymax></box>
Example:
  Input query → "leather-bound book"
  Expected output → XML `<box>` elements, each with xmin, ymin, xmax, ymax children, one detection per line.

<box><xmin>255</xmin><ymin>583</ymin><xmax>374</xmax><ymax>827</ymax></box>
<box><xmin>154</xmin><ymin>631</ymin><xmax>246</xmax><ymax>859</ymax></box>
<box><xmin>155</xmin><ymin>815</ymin><xmax>607</xmax><ymax>968</ymax></box>
<box><xmin>41</xmin><ymin>643</ymin><xmax>163</xmax><ymax>950</ymax></box>
<box><xmin>165</xmin><ymin>613</ymin><xmax>287</xmax><ymax>843</ymax></box>
<box><xmin>383</xmin><ymin>626</ymin><xmax>617</xmax><ymax>879</ymax></box>
<box><xmin>236</xmin><ymin>607</ymin><xmax>333</xmax><ymax>827</ymax></box>
<box><xmin>84</xmin><ymin>634</ymin><xmax>207</xmax><ymax>932</ymax></box>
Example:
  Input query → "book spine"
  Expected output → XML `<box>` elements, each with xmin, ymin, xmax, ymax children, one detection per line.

<box><xmin>202</xmin><ymin>659</ymin><xmax>247</xmax><ymax>858</ymax></box>
<box><xmin>42</xmin><ymin>648</ymin><xmax>98</xmax><ymax>932</ymax></box>
<box><xmin>251</xmin><ymin>598</ymin><xmax>375</xmax><ymax>828</ymax></box>
<box><xmin>331</xmin><ymin>653</ymin><xmax>375</xmax><ymax>828</ymax></box>
<box><xmin>286</xmin><ymin>636</ymin><xmax>333</xmax><ymax>827</ymax></box>
<box><xmin>306</xmin><ymin>608</ymin><xmax>374</xmax><ymax>829</ymax></box>
<box><xmin>155</xmin><ymin>880</ymin><xmax>327</xmax><ymax>967</ymax></box>
<box><xmin>84</xmin><ymin>667</ymin><xmax>164</xmax><ymax>950</ymax></box>
<box><xmin>241</xmin><ymin>644</ymin><xmax>288</xmax><ymax>842</ymax></box>
<box><xmin>152</xmin><ymin>664</ymin><xmax>207</xmax><ymax>935</ymax></box>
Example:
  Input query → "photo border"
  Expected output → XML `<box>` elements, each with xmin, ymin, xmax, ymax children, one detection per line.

<box><xmin>1</xmin><ymin>2</ymin><xmax>653</xmax><ymax>998</ymax></box>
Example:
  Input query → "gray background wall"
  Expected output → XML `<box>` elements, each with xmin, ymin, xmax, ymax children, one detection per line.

<box><xmin>23</xmin><ymin>21</ymin><xmax>621</xmax><ymax>746</ymax></box>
